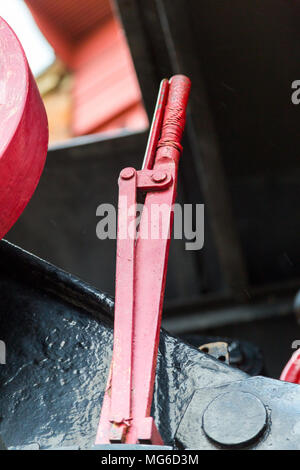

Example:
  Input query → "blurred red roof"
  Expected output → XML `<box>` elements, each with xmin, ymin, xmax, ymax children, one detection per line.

<box><xmin>25</xmin><ymin>0</ymin><xmax>148</xmax><ymax>137</ymax></box>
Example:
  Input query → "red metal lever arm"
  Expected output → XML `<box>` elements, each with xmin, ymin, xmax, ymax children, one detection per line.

<box><xmin>96</xmin><ymin>75</ymin><xmax>191</xmax><ymax>445</ymax></box>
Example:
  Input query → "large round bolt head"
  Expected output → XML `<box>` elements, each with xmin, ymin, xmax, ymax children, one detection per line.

<box><xmin>120</xmin><ymin>167</ymin><xmax>135</xmax><ymax>180</ymax></box>
<box><xmin>202</xmin><ymin>391</ymin><xmax>267</xmax><ymax>447</ymax></box>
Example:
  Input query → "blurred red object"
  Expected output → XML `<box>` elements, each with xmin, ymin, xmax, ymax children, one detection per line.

<box><xmin>0</xmin><ymin>17</ymin><xmax>48</xmax><ymax>240</ymax></box>
<box><xmin>26</xmin><ymin>0</ymin><xmax>148</xmax><ymax>136</ymax></box>
<box><xmin>280</xmin><ymin>349</ymin><xmax>300</xmax><ymax>385</ymax></box>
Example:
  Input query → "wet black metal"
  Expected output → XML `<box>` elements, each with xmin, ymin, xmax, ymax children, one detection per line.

<box><xmin>0</xmin><ymin>240</ymin><xmax>300</xmax><ymax>450</ymax></box>
<box><xmin>175</xmin><ymin>376</ymin><xmax>300</xmax><ymax>450</ymax></box>
<box><xmin>202</xmin><ymin>391</ymin><xmax>267</xmax><ymax>447</ymax></box>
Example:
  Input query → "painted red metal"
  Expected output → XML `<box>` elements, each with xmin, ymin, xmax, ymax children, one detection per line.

<box><xmin>280</xmin><ymin>349</ymin><xmax>300</xmax><ymax>384</ymax></box>
<box><xmin>96</xmin><ymin>75</ymin><xmax>191</xmax><ymax>445</ymax></box>
<box><xmin>0</xmin><ymin>17</ymin><xmax>48</xmax><ymax>241</ymax></box>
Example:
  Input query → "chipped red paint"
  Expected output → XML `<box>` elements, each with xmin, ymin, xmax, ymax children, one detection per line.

<box><xmin>0</xmin><ymin>17</ymin><xmax>48</xmax><ymax>240</ymax></box>
<box><xmin>96</xmin><ymin>75</ymin><xmax>191</xmax><ymax>445</ymax></box>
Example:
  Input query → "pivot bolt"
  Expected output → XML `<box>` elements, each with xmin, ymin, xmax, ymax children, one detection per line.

<box><xmin>152</xmin><ymin>172</ymin><xmax>167</xmax><ymax>183</ymax></box>
<box><xmin>120</xmin><ymin>168</ymin><xmax>135</xmax><ymax>180</ymax></box>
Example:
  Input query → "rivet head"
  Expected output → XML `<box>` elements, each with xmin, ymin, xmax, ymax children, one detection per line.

<box><xmin>152</xmin><ymin>172</ymin><xmax>167</xmax><ymax>183</ymax></box>
<box><xmin>202</xmin><ymin>391</ymin><xmax>267</xmax><ymax>447</ymax></box>
<box><xmin>120</xmin><ymin>167</ymin><xmax>135</xmax><ymax>180</ymax></box>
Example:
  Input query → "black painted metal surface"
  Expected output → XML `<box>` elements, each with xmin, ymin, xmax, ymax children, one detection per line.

<box><xmin>202</xmin><ymin>391</ymin><xmax>267</xmax><ymax>447</ymax></box>
<box><xmin>0</xmin><ymin>240</ymin><xmax>244</xmax><ymax>449</ymax></box>
<box><xmin>176</xmin><ymin>376</ymin><xmax>300</xmax><ymax>450</ymax></box>
<box><xmin>1</xmin><ymin>240</ymin><xmax>300</xmax><ymax>450</ymax></box>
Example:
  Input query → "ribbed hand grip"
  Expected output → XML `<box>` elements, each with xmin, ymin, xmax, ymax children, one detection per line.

<box><xmin>157</xmin><ymin>74</ymin><xmax>191</xmax><ymax>153</ymax></box>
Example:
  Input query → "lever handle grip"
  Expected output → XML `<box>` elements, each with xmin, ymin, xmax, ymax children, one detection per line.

<box><xmin>157</xmin><ymin>74</ymin><xmax>191</xmax><ymax>155</ymax></box>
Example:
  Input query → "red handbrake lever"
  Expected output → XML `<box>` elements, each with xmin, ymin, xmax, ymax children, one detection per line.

<box><xmin>96</xmin><ymin>75</ymin><xmax>191</xmax><ymax>446</ymax></box>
